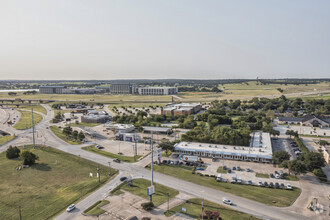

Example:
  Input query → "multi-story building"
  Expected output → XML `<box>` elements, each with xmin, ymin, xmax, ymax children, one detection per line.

<box><xmin>137</xmin><ymin>87</ymin><xmax>178</xmax><ymax>95</ymax></box>
<box><xmin>39</xmin><ymin>86</ymin><xmax>65</xmax><ymax>94</ymax></box>
<box><xmin>161</xmin><ymin>103</ymin><xmax>201</xmax><ymax>116</ymax></box>
<box><xmin>110</xmin><ymin>83</ymin><xmax>134</xmax><ymax>94</ymax></box>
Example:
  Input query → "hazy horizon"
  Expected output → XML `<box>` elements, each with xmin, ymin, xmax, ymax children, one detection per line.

<box><xmin>1</xmin><ymin>1</ymin><xmax>329</xmax><ymax>80</ymax></box>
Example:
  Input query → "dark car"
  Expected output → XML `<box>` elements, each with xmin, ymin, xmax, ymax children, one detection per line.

<box><xmin>237</xmin><ymin>166</ymin><xmax>241</xmax><ymax>171</ymax></box>
<box><xmin>275</xmin><ymin>171</ymin><xmax>279</xmax><ymax>175</ymax></box>
<box><xmin>179</xmin><ymin>162</ymin><xmax>184</xmax><ymax>165</ymax></box>
<box><xmin>120</xmin><ymin>177</ymin><xmax>127</xmax><ymax>181</ymax></box>
<box><xmin>227</xmin><ymin>169</ymin><xmax>232</xmax><ymax>173</ymax></box>
<box><xmin>270</xmin><ymin>173</ymin><xmax>275</xmax><ymax>178</ymax></box>
<box><xmin>223</xmin><ymin>166</ymin><xmax>227</xmax><ymax>170</ymax></box>
<box><xmin>247</xmin><ymin>180</ymin><xmax>252</xmax><ymax>185</ymax></box>
<box><xmin>113</xmin><ymin>158</ymin><xmax>121</xmax><ymax>163</ymax></box>
<box><xmin>167</xmin><ymin>160</ymin><xmax>172</xmax><ymax>164</ymax></box>
<box><xmin>232</xmin><ymin>166</ymin><xmax>236</xmax><ymax>170</ymax></box>
<box><xmin>280</xmin><ymin>183</ymin><xmax>285</xmax><ymax>188</ymax></box>
<box><xmin>264</xmin><ymin>182</ymin><xmax>269</xmax><ymax>187</ymax></box>
<box><xmin>269</xmin><ymin>182</ymin><xmax>274</xmax><ymax>187</ymax></box>
<box><xmin>275</xmin><ymin>182</ymin><xmax>280</xmax><ymax>188</ymax></box>
<box><xmin>162</xmin><ymin>160</ymin><xmax>168</xmax><ymax>164</ymax></box>
<box><xmin>246</xmin><ymin>168</ymin><xmax>251</xmax><ymax>172</ymax></box>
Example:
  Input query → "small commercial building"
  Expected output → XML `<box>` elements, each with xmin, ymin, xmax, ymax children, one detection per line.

<box><xmin>115</xmin><ymin>132</ymin><xmax>140</xmax><ymax>142</ymax></box>
<box><xmin>137</xmin><ymin>87</ymin><xmax>178</xmax><ymax>95</ymax></box>
<box><xmin>277</xmin><ymin>115</ymin><xmax>330</xmax><ymax>128</ymax></box>
<box><xmin>142</xmin><ymin>126</ymin><xmax>172</xmax><ymax>134</ymax></box>
<box><xmin>174</xmin><ymin>132</ymin><xmax>272</xmax><ymax>163</ymax></box>
<box><xmin>39</xmin><ymin>86</ymin><xmax>65</xmax><ymax>94</ymax></box>
<box><xmin>161</xmin><ymin>103</ymin><xmax>201</xmax><ymax>116</ymax></box>
<box><xmin>81</xmin><ymin>115</ymin><xmax>111</xmax><ymax>123</ymax></box>
<box><xmin>107</xmin><ymin>124</ymin><xmax>135</xmax><ymax>133</ymax></box>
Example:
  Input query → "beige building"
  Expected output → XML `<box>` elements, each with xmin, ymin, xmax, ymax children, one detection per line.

<box><xmin>322</xmin><ymin>146</ymin><xmax>330</xmax><ymax>164</ymax></box>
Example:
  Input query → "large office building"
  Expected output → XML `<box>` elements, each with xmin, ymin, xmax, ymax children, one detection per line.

<box><xmin>174</xmin><ymin>132</ymin><xmax>272</xmax><ymax>163</ymax></box>
<box><xmin>39</xmin><ymin>86</ymin><xmax>65</xmax><ymax>94</ymax></box>
<box><xmin>161</xmin><ymin>103</ymin><xmax>201</xmax><ymax>116</ymax></box>
<box><xmin>137</xmin><ymin>87</ymin><xmax>178</xmax><ymax>95</ymax></box>
<box><xmin>110</xmin><ymin>83</ymin><xmax>134</xmax><ymax>94</ymax></box>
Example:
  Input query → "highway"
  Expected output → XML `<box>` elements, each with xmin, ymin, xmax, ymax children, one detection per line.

<box><xmin>0</xmin><ymin>104</ymin><xmax>325</xmax><ymax>220</ymax></box>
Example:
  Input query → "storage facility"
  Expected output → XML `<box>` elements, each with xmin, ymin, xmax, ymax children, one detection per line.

<box><xmin>174</xmin><ymin>132</ymin><xmax>272</xmax><ymax>163</ymax></box>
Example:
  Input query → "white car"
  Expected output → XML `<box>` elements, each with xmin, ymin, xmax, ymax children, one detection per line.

<box><xmin>66</xmin><ymin>204</ymin><xmax>76</xmax><ymax>212</ymax></box>
<box><xmin>222</xmin><ymin>198</ymin><xmax>232</xmax><ymax>205</ymax></box>
<box><xmin>258</xmin><ymin>181</ymin><xmax>263</xmax><ymax>186</ymax></box>
<box><xmin>286</xmin><ymin>184</ymin><xmax>292</xmax><ymax>190</ymax></box>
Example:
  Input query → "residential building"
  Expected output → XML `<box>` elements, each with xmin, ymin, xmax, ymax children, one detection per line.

<box><xmin>174</xmin><ymin>132</ymin><xmax>272</xmax><ymax>163</ymax></box>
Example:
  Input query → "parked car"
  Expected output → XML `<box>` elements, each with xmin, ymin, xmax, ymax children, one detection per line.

<box><xmin>269</xmin><ymin>182</ymin><xmax>274</xmax><ymax>187</ymax></box>
<box><xmin>66</xmin><ymin>204</ymin><xmax>76</xmax><ymax>212</ymax></box>
<box><xmin>223</xmin><ymin>166</ymin><xmax>227</xmax><ymax>170</ymax></box>
<box><xmin>258</xmin><ymin>181</ymin><xmax>263</xmax><ymax>186</ymax></box>
<box><xmin>247</xmin><ymin>180</ymin><xmax>252</xmax><ymax>185</ymax></box>
<box><xmin>286</xmin><ymin>184</ymin><xmax>292</xmax><ymax>190</ymax></box>
<box><xmin>222</xmin><ymin>198</ymin><xmax>233</xmax><ymax>205</ymax></box>
<box><xmin>246</xmin><ymin>168</ymin><xmax>251</xmax><ymax>172</ymax></box>
<box><xmin>113</xmin><ymin>158</ymin><xmax>121</xmax><ymax>163</ymax></box>
<box><xmin>275</xmin><ymin>171</ymin><xmax>279</xmax><ymax>175</ymax></box>
<box><xmin>227</xmin><ymin>169</ymin><xmax>231</xmax><ymax>173</ymax></box>
<box><xmin>280</xmin><ymin>183</ymin><xmax>285</xmax><ymax>188</ymax></box>
<box><xmin>162</xmin><ymin>160</ymin><xmax>168</xmax><ymax>164</ymax></box>
<box><xmin>264</xmin><ymin>181</ymin><xmax>269</xmax><ymax>187</ymax></box>
<box><xmin>270</xmin><ymin>173</ymin><xmax>275</xmax><ymax>178</ymax></box>
<box><xmin>232</xmin><ymin>166</ymin><xmax>236</xmax><ymax>170</ymax></box>
<box><xmin>120</xmin><ymin>177</ymin><xmax>127</xmax><ymax>181</ymax></box>
<box><xmin>275</xmin><ymin>182</ymin><xmax>280</xmax><ymax>188</ymax></box>
<box><xmin>275</xmin><ymin>174</ymin><xmax>281</xmax><ymax>179</ymax></box>
<box><xmin>179</xmin><ymin>162</ymin><xmax>184</xmax><ymax>165</ymax></box>
<box><xmin>95</xmin><ymin>145</ymin><xmax>103</xmax><ymax>149</ymax></box>
<box><xmin>237</xmin><ymin>166</ymin><xmax>241</xmax><ymax>171</ymax></box>
<box><xmin>196</xmin><ymin>167</ymin><xmax>204</xmax><ymax>171</ymax></box>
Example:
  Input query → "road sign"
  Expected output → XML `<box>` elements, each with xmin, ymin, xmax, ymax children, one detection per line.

<box><xmin>147</xmin><ymin>185</ymin><xmax>155</xmax><ymax>196</ymax></box>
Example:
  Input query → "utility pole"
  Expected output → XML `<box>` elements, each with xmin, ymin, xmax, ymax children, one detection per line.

<box><xmin>108</xmin><ymin>162</ymin><xmax>111</xmax><ymax>176</ymax></box>
<box><xmin>150</xmin><ymin>131</ymin><xmax>154</xmax><ymax>202</ymax></box>
<box><xmin>134</xmin><ymin>137</ymin><xmax>138</xmax><ymax>161</ymax></box>
<box><xmin>32</xmin><ymin>108</ymin><xmax>36</xmax><ymax>148</ymax></box>
<box><xmin>18</xmin><ymin>206</ymin><xmax>22</xmax><ymax>220</ymax></box>
<box><xmin>97</xmin><ymin>167</ymin><xmax>100</xmax><ymax>183</ymax></box>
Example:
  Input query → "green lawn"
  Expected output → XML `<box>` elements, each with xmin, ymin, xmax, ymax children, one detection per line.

<box><xmin>18</xmin><ymin>105</ymin><xmax>47</xmax><ymax>115</ymax></box>
<box><xmin>0</xmin><ymin>135</ymin><xmax>15</xmax><ymax>145</ymax></box>
<box><xmin>84</xmin><ymin>200</ymin><xmax>110</xmax><ymax>216</ymax></box>
<box><xmin>165</xmin><ymin>198</ymin><xmax>260</xmax><ymax>220</ymax></box>
<box><xmin>49</xmin><ymin>126</ymin><xmax>82</xmax><ymax>145</ymax></box>
<box><xmin>216</xmin><ymin>166</ymin><xmax>227</xmax><ymax>174</ymax></box>
<box><xmin>82</xmin><ymin>146</ymin><xmax>141</xmax><ymax>163</ymax></box>
<box><xmin>0</xmin><ymin>145</ymin><xmax>117</xmax><ymax>220</ymax></box>
<box><xmin>13</xmin><ymin>110</ymin><xmax>43</xmax><ymax>130</ymax></box>
<box><xmin>283</xmin><ymin>174</ymin><xmax>299</xmax><ymax>181</ymax></box>
<box><xmin>147</xmin><ymin>164</ymin><xmax>301</xmax><ymax>207</ymax></box>
<box><xmin>112</xmin><ymin>178</ymin><xmax>179</xmax><ymax>206</ymax></box>
<box><xmin>69</xmin><ymin>122</ymin><xmax>100</xmax><ymax>127</ymax></box>
<box><xmin>256</xmin><ymin>173</ymin><xmax>269</xmax><ymax>178</ymax></box>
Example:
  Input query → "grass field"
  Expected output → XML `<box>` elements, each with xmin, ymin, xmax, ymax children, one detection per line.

<box><xmin>13</xmin><ymin>110</ymin><xmax>43</xmax><ymax>130</ymax></box>
<box><xmin>49</xmin><ymin>126</ymin><xmax>82</xmax><ymax>145</ymax></box>
<box><xmin>256</xmin><ymin>173</ymin><xmax>269</xmax><ymax>178</ymax></box>
<box><xmin>165</xmin><ymin>198</ymin><xmax>260</xmax><ymax>220</ymax></box>
<box><xmin>216</xmin><ymin>166</ymin><xmax>227</xmax><ymax>174</ymax></box>
<box><xmin>84</xmin><ymin>200</ymin><xmax>110</xmax><ymax>216</ymax></box>
<box><xmin>0</xmin><ymin>145</ymin><xmax>117</xmax><ymax>220</ymax></box>
<box><xmin>147</xmin><ymin>164</ymin><xmax>300</xmax><ymax>207</ymax></box>
<box><xmin>69</xmin><ymin>122</ymin><xmax>100</xmax><ymax>127</ymax></box>
<box><xmin>82</xmin><ymin>146</ymin><xmax>141</xmax><ymax>163</ymax></box>
<box><xmin>18</xmin><ymin>105</ymin><xmax>47</xmax><ymax>115</ymax></box>
<box><xmin>112</xmin><ymin>178</ymin><xmax>179</xmax><ymax>206</ymax></box>
<box><xmin>0</xmin><ymin>135</ymin><xmax>15</xmax><ymax>145</ymax></box>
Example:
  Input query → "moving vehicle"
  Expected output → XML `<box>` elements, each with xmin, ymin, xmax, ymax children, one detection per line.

<box><xmin>66</xmin><ymin>204</ymin><xmax>75</xmax><ymax>212</ymax></box>
<box><xmin>222</xmin><ymin>198</ymin><xmax>232</xmax><ymax>205</ymax></box>
<box><xmin>182</xmin><ymin>155</ymin><xmax>204</xmax><ymax>163</ymax></box>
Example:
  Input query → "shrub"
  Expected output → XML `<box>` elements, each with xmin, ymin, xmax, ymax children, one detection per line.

<box><xmin>20</xmin><ymin>150</ymin><xmax>39</xmax><ymax>165</ymax></box>
<box><xmin>313</xmin><ymin>168</ymin><xmax>327</xmax><ymax>182</ymax></box>
<box><xmin>6</xmin><ymin>146</ymin><xmax>21</xmax><ymax>159</ymax></box>
<box><xmin>141</xmin><ymin>202</ymin><xmax>154</xmax><ymax>211</ymax></box>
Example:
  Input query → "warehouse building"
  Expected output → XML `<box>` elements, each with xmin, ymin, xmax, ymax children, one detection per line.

<box><xmin>137</xmin><ymin>87</ymin><xmax>178</xmax><ymax>95</ymax></box>
<box><xmin>161</xmin><ymin>103</ymin><xmax>201</xmax><ymax>116</ymax></box>
<box><xmin>174</xmin><ymin>132</ymin><xmax>272</xmax><ymax>163</ymax></box>
<box><xmin>39</xmin><ymin>86</ymin><xmax>65</xmax><ymax>94</ymax></box>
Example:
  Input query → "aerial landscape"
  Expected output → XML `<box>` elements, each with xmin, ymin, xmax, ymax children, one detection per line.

<box><xmin>0</xmin><ymin>1</ymin><xmax>329</xmax><ymax>220</ymax></box>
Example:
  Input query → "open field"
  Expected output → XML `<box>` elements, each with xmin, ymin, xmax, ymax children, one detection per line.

<box><xmin>18</xmin><ymin>105</ymin><xmax>47</xmax><ymax>115</ymax></box>
<box><xmin>82</xmin><ymin>146</ymin><xmax>141</xmax><ymax>163</ymax></box>
<box><xmin>0</xmin><ymin>135</ymin><xmax>15</xmax><ymax>145</ymax></box>
<box><xmin>147</xmin><ymin>164</ymin><xmax>301</xmax><ymax>207</ymax></box>
<box><xmin>216</xmin><ymin>166</ymin><xmax>227</xmax><ymax>174</ymax></box>
<box><xmin>112</xmin><ymin>178</ymin><xmax>179</xmax><ymax>206</ymax></box>
<box><xmin>0</xmin><ymin>145</ymin><xmax>116</xmax><ymax>220</ymax></box>
<box><xmin>84</xmin><ymin>200</ymin><xmax>110</xmax><ymax>216</ymax></box>
<box><xmin>69</xmin><ymin>122</ymin><xmax>100</xmax><ymax>127</ymax></box>
<box><xmin>13</xmin><ymin>110</ymin><xmax>43</xmax><ymax>130</ymax></box>
<box><xmin>165</xmin><ymin>198</ymin><xmax>260</xmax><ymax>220</ymax></box>
<box><xmin>50</xmin><ymin>126</ymin><xmax>82</xmax><ymax>145</ymax></box>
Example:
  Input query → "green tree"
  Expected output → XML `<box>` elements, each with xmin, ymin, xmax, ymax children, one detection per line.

<box><xmin>299</xmin><ymin>152</ymin><xmax>325</xmax><ymax>171</ymax></box>
<box><xmin>62</xmin><ymin>126</ymin><xmax>73</xmax><ymax>136</ymax></box>
<box><xmin>72</xmin><ymin>130</ymin><xmax>78</xmax><ymax>140</ymax></box>
<box><xmin>158</xmin><ymin>140</ymin><xmax>175</xmax><ymax>156</ymax></box>
<box><xmin>288</xmin><ymin>159</ymin><xmax>307</xmax><ymax>176</ymax></box>
<box><xmin>20</xmin><ymin>150</ymin><xmax>39</xmax><ymax>165</ymax></box>
<box><xmin>319</xmin><ymin>140</ymin><xmax>329</xmax><ymax>146</ymax></box>
<box><xmin>6</xmin><ymin>146</ymin><xmax>21</xmax><ymax>159</ymax></box>
<box><xmin>272</xmin><ymin>150</ymin><xmax>290</xmax><ymax>164</ymax></box>
<box><xmin>78</xmin><ymin>131</ymin><xmax>85</xmax><ymax>141</ymax></box>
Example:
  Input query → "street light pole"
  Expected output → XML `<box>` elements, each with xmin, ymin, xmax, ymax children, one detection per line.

<box><xmin>150</xmin><ymin>131</ymin><xmax>154</xmax><ymax>202</ymax></box>
<box><xmin>18</xmin><ymin>206</ymin><xmax>22</xmax><ymax>220</ymax></box>
<box><xmin>97</xmin><ymin>167</ymin><xmax>100</xmax><ymax>183</ymax></box>
<box><xmin>108</xmin><ymin>162</ymin><xmax>111</xmax><ymax>176</ymax></box>
<box><xmin>32</xmin><ymin>108</ymin><xmax>36</xmax><ymax>148</ymax></box>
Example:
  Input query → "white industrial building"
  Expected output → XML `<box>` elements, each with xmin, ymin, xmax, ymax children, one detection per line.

<box><xmin>174</xmin><ymin>132</ymin><xmax>272</xmax><ymax>163</ymax></box>
<box><xmin>107</xmin><ymin>124</ymin><xmax>135</xmax><ymax>133</ymax></box>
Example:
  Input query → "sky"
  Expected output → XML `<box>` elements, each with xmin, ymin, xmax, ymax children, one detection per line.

<box><xmin>0</xmin><ymin>0</ymin><xmax>329</xmax><ymax>80</ymax></box>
